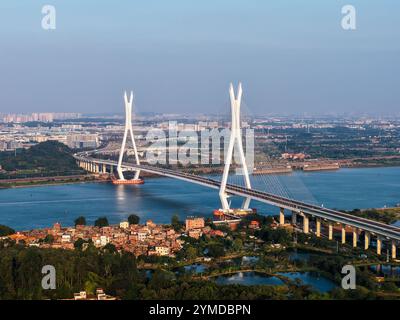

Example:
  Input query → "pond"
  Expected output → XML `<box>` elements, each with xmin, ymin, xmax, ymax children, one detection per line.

<box><xmin>277</xmin><ymin>272</ymin><xmax>337</xmax><ymax>292</ymax></box>
<box><xmin>231</xmin><ymin>256</ymin><xmax>260</xmax><ymax>266</ymax></box>
<box><xmin>214</xmin><ymin>271</ymin><xmax>284</xmax><ymax>286</ymax></box>
<box><xmin>241</xmin><ymin>256</ymin><xmax>260</xmax><ymax>265</ymax></box>
<box><xmin>183</xmin><ymin>264</ymin><xmax>208</xmax><ymax>274</ymax></box>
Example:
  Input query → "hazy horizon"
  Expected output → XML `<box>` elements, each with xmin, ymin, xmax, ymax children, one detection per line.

<box><xmin>1</xmin><ymin>1</ymin><xmax>399</xmax><ymax>115</ymax></box>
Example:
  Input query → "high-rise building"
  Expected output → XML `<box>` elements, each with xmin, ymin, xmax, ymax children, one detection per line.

<box><xmin>66</xmin><ymin>134</ymin><xmax>99</xmax><ymax>149</ymax></box>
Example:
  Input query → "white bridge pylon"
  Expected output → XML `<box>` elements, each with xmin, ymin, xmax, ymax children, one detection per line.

<box><xmin>219</xmin><ymin>82</ymin><xmax>252</xmax><ymax>211</ymax></box>
<box><xmin>117</xmin><ymin>91</ymin><xmax>141</xmax><ymax>181</ymax></box>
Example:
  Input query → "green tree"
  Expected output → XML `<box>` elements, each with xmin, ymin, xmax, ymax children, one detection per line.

<box><xmin>0</xmin><ymin>225</ymin><xmax>15</xmax><ymax>236</ymax></box>
<box><xmin>95</xmin><ymin>217</ymin><xmax>109</xmax><ymax>227</ymax></box>
<box><xmin>0</xmin><ymin>141</ymin><xmax>83</xmax><ymax>175</ymax></box>
<box><xmin>74</xmin><ymin>238</ymin><xmax>85</xmax><ymax>250</ymax></box>
<box><xmin>74</xmin><ymin>216</ymin><xmax>86</xmax><ymax>226</ymax></box>
<box><xmin>207</xmin><ymin>243</ymin><xmax>225</xmax><ymax>258</ymax></box>
<box><xmin>232</xmin><ymin>238</ymin><xmax>243</xmax><ymax>251</ymax></box>
<box><xmin>149</xmin><ymin>269</ymin><xmax>175</xmax><ymax>290</ymax></box>
<box><xmin>0</xmin><ymin>242</ymin><xmax>140</xmax><ymax>300</ymax></box>
<box><xmin>171</xmin><ymin>214</ymin><xmax>182</xmax><ymax>231</ymax></box>
<box><xmin>103</xmin><ymin>243</ymin><xmax>117</xmax><ymax>253</ymax></box>
<box><xmin>84</xmin><ymin>272</ymin><xmax>106</xmax><ymax>295</ymax></box>
<box><xmin>128</xmin><ymin>214</ymin><xmax>140</xmax><ymax>225</ymax></box>
<box><xmin>43</xmin><ymin>234</ymin><xmax>54</xmax><ymax>244</ymax></box>
<box><xmin>184</xmin><ymin>245</ymin><xmax>197</xmax><ymax>260</ymax></box>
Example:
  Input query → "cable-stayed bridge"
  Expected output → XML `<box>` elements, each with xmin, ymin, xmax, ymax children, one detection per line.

<box><xmin>74</xmin><ymin>84</ymin><xmax>400</xmax><ymax>259</ymax></box>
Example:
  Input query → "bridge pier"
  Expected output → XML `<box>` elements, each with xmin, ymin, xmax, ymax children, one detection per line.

<box><xmin>365</xmin><ymin>232</ymin><xmax>370</xmax><ymax>250</ymax></box>
<box><xmin>102</xmin><ymin>164</ymin><xmax>107</xmax><ymax>174</ymax></box>
<box><xmin>341</xmin><ymin>226</ymin><xmax>346</xmax><ymax>244</ymax></box>
<box><xmin>328</xmin><ymin>223</ymin><xmax>333</xmax><ymax>240</ymax></box>
<box><xmin>291</xmin><ymin>211</ymin><xmax>297</xmax><ymax>225</ymax></box>
<box><xmin>316</xmin><ymin>218</ymin><xmax>321</xmax><ymax>237</ymax></box>
<box><xmin>353</xmin><ymin>228</ymin><xmax>358</xmax><ymax>248</ymax></box>
<box><xmin>279</xmin><ymin>208</ymin><xmax>285</xmax><ymax>225</ymax></box>
<box><xmin>377</xmin><ymin>237</ymin><xmax>382</xmax><ymax>255</ymax></box>
<box><xmin>303</xmin><ymin>214</ymin><xmax>309</xmax><ymax>234</ymax></box>
<box><xmin>392</xmin><ymin>241</ymin><xmax>397</xmax><ymax>260</ymax></box>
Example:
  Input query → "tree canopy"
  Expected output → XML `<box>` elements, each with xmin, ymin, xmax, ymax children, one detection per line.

<box><xmin>74</xmin><ymin>216</ymin><xmax>86</xmax><ymax>226</ymax></box>
<box><xmin>94</xmin><ymin>217</ymin><xmax>109</xmax><ymax>227</ymax></box>
<box><xmin>171</xmin><ymin>214</ymin><xmax>183</xmax><ymax>231</ymax></box>
<box><xmin>0</xmin><ymin>241</ymin><xmax>139</xmax><ymax>299</ymax></box>
<box><xmin>0</xmin><ymin>225</ymin><xmax>15</xmax><ymax>237</ymax></box>
<box><xmin>0</xmin><ymin>141</ymin><xmax>82</xmax><ymax>174</ymax></box>
<box><xmin>128</xmin><ymin>214</ymin><xmax>140</xmax><ymax>225</ymax></box>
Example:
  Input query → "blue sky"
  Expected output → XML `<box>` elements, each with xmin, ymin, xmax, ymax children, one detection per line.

<box><xmin>0</xmin><ymin>1</ymin><xmax>399</xmax><ymax>115</ymax></box>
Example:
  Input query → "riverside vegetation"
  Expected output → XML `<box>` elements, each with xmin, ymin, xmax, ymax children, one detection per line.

<box><xmin>0</xmin><ymin>141</ymin><xmax>85</xmax><ymax>180</ymax></box>
<box><xmin>0</xmin><ymin>214</ymin><xmax>399</xmax><ymax>300</ymax></box>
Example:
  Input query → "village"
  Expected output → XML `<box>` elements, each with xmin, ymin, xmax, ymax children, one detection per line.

<box><xmin>3</xmin><ymin>216</ymin><xmax>235</xmax><ymax>257</ymax></box>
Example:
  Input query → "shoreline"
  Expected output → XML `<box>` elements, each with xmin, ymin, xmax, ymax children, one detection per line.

<box><xmin>0</xmin><ymin>175</ymin><xmax>107</xmax><ymax>189</ymax></box>
<box><xmin>0</xmin><ymin>175</ymin><xmax>162</xmax><ymax>189</ymax></box>
<box><xmin>0</xmin><ymin>179</ymin><xmax>110</xmax><ymax>189</ymax></box>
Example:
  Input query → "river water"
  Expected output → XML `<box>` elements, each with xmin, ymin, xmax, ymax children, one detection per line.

<box><xmin>1</xmin><ymin>167</ymin><xmax>400</xmax><ymax>230</ymax></box>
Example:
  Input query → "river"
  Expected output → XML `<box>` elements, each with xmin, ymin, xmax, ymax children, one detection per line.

<box><xmin>1</xmin><ymin>167</ymin><xmax>400</xmax><ymax>230</ymax></box>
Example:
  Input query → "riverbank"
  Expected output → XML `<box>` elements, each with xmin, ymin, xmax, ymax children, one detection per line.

<box><xmin>338</xmin><ymin>156</ymin><xmax>400</xmax><ymax>168</ymax></box>
<box><xmin>0</xmin><ymin>174</ymin><xmax>108</xmax><ymax>189</ymax></box>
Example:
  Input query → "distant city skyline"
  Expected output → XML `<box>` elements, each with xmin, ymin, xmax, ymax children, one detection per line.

<box><xmin>1</xmin><ymin>1</ymin><xmax>399</xmax><ymax>115</ymax></box>
<box><xmin>1</xmin><ymin>109</ymin><xmax>399</xmax><ymax>120</ymax></box>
